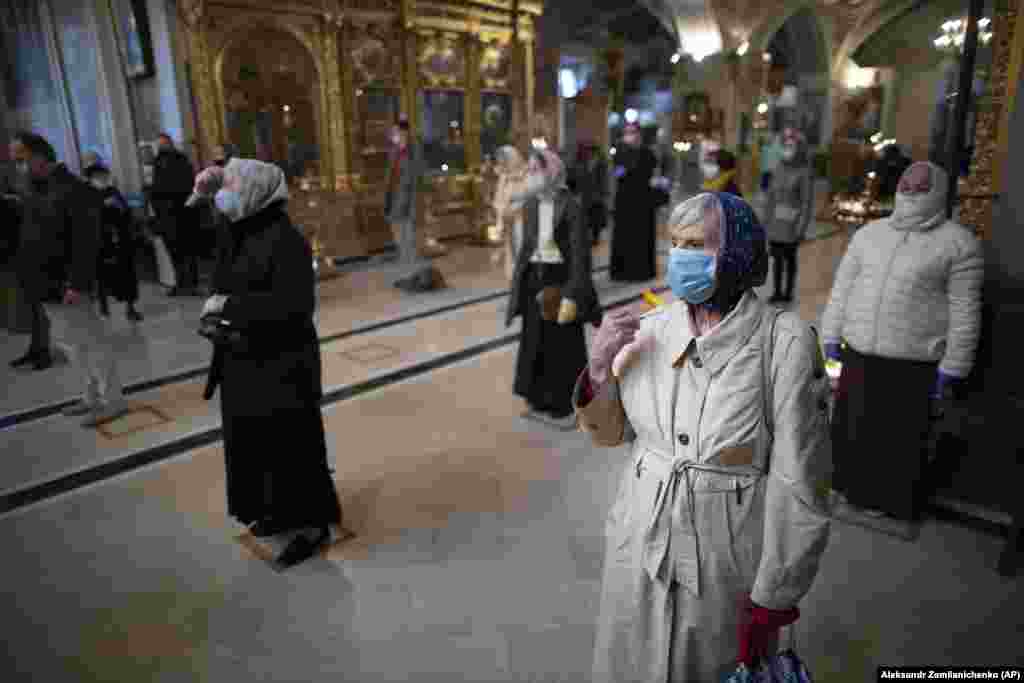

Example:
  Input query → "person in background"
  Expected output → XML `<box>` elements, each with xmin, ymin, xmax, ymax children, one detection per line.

<box><xmin>822</xmin><ymin>161</ymin><xmax>984</xmax><ymax>521</ymax></box>
<box><xmin>610</xmin><ymin>123</ymin><xmax>659</xmax><ymax>282</ymax></box>
<box><xmin>765</xmin><ymin>128</ymin><xmax>814</xmax><ymax>304</ymax></box>
<box><xmin>83</xmin><ymin>162</ymin><xmax>143</xmax><ymax>322</ymax></box>
<box><xmin>576</xmin><ymin>191</ymin><xmax>833</xmax><ymax>681</ymax></box>
<box><xmin>492</xmin><ymin>145</ymin><xmax>529</xmax><ymax>281</ymax></box>
<box><xmin>11</xmin><ymin>131</ymin><xmax>129</xmax><ymax>426</ymax></box>
<box><xmin>701</xmin><ymin>148</ymin><xmax>743</xmax><ymax>197</ymax></box>
<box><xmin>384</xmin><ymin>118</ymin><xmax>424</xmax><ymax>289</ymax></box>
<box><xmin>7</xmin><ymin>138</ymin><xmax>55</xmax><ymax>371</ymax></box>
<box><xmin>505</xmin><ymin>149</ymin><xmax>600</xmax><ymax>429</ymax></box>
<box><xmin>758</xmin><ymin>131</ymin><xmax>785</xmax><ymax>201</ymax></box>
<box><xmin>152</xmin><ymin>133</ymin><xmax>199</xmax><ymax>296</ymax></box>
<box><xmin>568</xmin><ymin>140</ymin><xmax>608</xmax><ymax>245</ymax></box>
<box><xmin>187</xmin><ymin>159</ymin><xmax>343</xmax><ymax>568</ymax></box>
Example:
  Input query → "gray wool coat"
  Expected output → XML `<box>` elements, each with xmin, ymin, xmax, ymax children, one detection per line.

<box><xmin>765</xmin><ymin>162</ymin><xmax>814</xmax><ymax>244</ymax></box>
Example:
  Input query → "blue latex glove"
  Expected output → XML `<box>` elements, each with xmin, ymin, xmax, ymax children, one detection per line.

<box><xmin>931</xmin><ymin>370</ymin><xmax>962</xmax><ymax>400</ymax></box>
<box><xmin>824</xmin><ymin>343</ymin><xmax>842</xmax><ymax>362</ymax></box>
<box><xmin>613</xmin><ymin>165</ymin><xmax>626</xmax><ymax>179</ymax></box>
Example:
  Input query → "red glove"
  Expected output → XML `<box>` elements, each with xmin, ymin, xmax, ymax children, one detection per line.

<box><xmin>737</xmin><ymin>597</ymin><xmax>800</xmax><ymax>666</ymax></box>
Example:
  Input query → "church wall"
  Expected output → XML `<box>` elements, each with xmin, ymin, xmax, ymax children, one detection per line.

<box><xmin>889</xmin><ymin>61</ymin><xmax>947</xmax><ymax>163</ymax></box>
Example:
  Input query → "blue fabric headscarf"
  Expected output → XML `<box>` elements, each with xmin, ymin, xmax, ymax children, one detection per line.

<box><xmin>702</xmin><ymin>191</ymin><xmax>769</xmax><ymax>313</ymax></box>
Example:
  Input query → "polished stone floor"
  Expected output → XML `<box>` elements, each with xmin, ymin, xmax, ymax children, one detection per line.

<box><xmin>0</xmin><ymin>221</ymin><xmax>1020</xmax><ymax>682</ymax></box>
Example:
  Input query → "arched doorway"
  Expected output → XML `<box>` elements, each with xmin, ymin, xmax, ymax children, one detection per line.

<box><xmin>218</xmin><ymin>27</ymin><xmax>321</xmax><ymax>180</ymax></box>
<box><xmin>762</xmin><ymin>7</ymin><xmax>831</xmax><ymax>146</ymax></box>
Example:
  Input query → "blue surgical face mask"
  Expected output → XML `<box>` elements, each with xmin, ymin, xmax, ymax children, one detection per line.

<box><xmin>214</xmin><ymin>189</ymin><xmax>243</xmax><ymax>222</ymax></box>
<box><xmin>668</xmin><ymin>247</ymin><xmax>717</xmax><ymax>304</ymax></box>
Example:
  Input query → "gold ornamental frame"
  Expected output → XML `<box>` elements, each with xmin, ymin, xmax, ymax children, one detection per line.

<box><xmin>175</xmin><ymin>0</ymin><xmax>541</xmax><ymax>263</ymax></box>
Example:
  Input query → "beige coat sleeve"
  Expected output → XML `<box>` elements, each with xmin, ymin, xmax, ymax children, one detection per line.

<box><xmin>751</xmin><ymin>323</ymin><xmax>834</xmax><ymax>610</ymax></box>
<box><xmin>572</xmin><ymin>370</ymin><xmax>636</xmax><ymax>447</ymax></box>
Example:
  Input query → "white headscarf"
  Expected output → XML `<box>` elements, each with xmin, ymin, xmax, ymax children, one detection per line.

<box><xmin>890</xmin><ymin>161</ymin><xmax>947</xmax><ymax>232</ymax></box>
<box><xmin>214</xmin><ymin>158</ymin><xmax>289</xmax><ymax>223</ymax></box>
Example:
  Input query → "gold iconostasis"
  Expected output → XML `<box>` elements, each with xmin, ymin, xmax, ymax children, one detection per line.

<box><xmin>177</xmin><ymin>0</ymin><xmax>541</xmax><ymax>266</ymax></box>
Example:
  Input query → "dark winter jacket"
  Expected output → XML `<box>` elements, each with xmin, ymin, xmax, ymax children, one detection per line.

<box><xmin>16</xmin><ymin>164</ymin><xmax>103</xmax><ymax>300</ymax></box>
<box><xmin>151</xmin><ymin>148</ymin><xmax>195</xmax><ymax>199</ymax></box>
<box><xmin>204</xmin><ymin>201</ymin><xmax>321</xmax><ymax>418</ymax></box>
<box><xmin>506</xmin><ymin>188</ymin><xmax>600</xmax><ymax>328</ymax></box>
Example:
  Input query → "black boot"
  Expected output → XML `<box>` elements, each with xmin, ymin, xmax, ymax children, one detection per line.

<box><xmin>9</xmin><ymin>350</ymin><xmax>39</xmax><ymax>368</ymax></box>
<box><xmin>32</xmin><ymin>351</ymin><xmax>53</xmax><ymax>371</ymax></box>
<box><xmin>276</xmin><ymin>526</ymin><xmax>330</xmax><ymax>569</ymax></box>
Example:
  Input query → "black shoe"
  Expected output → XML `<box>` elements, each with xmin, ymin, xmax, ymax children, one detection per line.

<box><xmin>31</xmin><ymin>352</ymin><xmax>53</xmax><ymax>371</ymax></box>
<box><xmin>276</xmin><ymin>527</ymin><xmax>330</xmax><ymax>569</ymax></box>
<box><xmin>10</xmin><ymin>351</ymin><xmax>40</xmax><ymax>368</ymax></box>
<box><xmin>249</xmin><ymin>517</ymin><xmax>296</xmax><ymax>538</ymax></box>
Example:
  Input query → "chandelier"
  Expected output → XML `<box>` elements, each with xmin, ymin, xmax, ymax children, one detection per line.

<box><xmin>934</xmin><ymin>17</ymin><xmax>993</xmax><ymax>52</ymax></box>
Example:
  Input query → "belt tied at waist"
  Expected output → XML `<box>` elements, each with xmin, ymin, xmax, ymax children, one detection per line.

<box><xmin>639</xmin><ymin>445</ymin><xmax>765</xmax><ymax>595</ymax></box>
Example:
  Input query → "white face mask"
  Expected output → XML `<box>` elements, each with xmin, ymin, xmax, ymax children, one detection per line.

<box><xmin>891</xmin><ymin>190</ymin><xmax>944</xmax><ymax>230</ymax></box>
<box><xmin>701</xmin><ymin>163</ymin><xmax>721</xmax><ymax>180</ymax></box>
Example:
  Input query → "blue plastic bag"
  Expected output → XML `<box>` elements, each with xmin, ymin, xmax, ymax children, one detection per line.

<box><xmin>722</xmin><ymin>649</ymin><xmax>814</xmax><ymax>683</ymax></box>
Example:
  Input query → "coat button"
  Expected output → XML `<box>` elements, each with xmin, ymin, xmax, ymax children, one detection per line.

<box><xmin>678</xmin><ymin>433</ymin><xmax>690</xmax><ymax>446</ymax></box>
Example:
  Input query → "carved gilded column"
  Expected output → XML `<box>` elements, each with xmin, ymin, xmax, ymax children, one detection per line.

<box><xmin>400</xmin><ymin>0</ymin><xmax>418</xmax><ymax>135</ymax></box>
<box><xmin>310</xmin><ymin>22</ymin><xmax>334</xmax><ymax>187</ymax></box>
<box><xmin>465</xmin><ymin>31</ymin><xmax>483</xmax><ymax>173</ymax></box>
<box><xmin>338</xmin><ymin>20</ymin><xmax>358</xmax><ymax>185</ymax></box>
<box><xmin>178</xmin><ymin>3</ymin><xmax>223</xmax><ymax>162</ymax></box>
<box><xmin>321</xmin><ymin>13</ymin><xmax>347</xmax><ymax>187</ymax></box>
<box><xmin>522</xmin><ymin>18</ymin><xmax>536</xmax><ymax>151</ymax></box>
<box><xmin>960</xmin><ymin>0</ymin><xmax>1022</xmax><ymax>240</ymax></box>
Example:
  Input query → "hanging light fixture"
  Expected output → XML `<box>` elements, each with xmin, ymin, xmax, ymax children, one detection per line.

<box><xmin>934</xmin><ymin>17</ymin><xmax>993</xmax><ymax>53</ymax></box>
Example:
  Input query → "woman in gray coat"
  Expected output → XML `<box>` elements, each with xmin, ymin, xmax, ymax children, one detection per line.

<box><xmin>766</xmin><ymin>128</ymin><xmax>814</xmax><ymax>304</ymax></box>
<box><xmin>575</xmin><ymin>192</ymin><xmax>833</xmax><ymax>680</ymax></box>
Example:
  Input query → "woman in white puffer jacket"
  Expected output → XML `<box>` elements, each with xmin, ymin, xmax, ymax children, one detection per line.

<box><xmin>821</xmin><ymin>161</ymin><xmax>984</xmax><ymax>521</ymax></box>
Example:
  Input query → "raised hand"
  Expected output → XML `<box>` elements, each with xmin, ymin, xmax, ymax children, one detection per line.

<box><xmin>589</xmin><ymin>308</ymin><xmax>641</xmax><ymax>386</ymax></box>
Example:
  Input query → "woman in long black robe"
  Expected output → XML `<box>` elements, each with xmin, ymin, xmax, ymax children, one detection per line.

<box><xmin>197</xmin><ymin>158</ymin><xmax>342</xmax><ymax>567</ymax></box>
<box><xmin>610</xmin><ymin>128</ymin><xmax>659</xmax><ymax>282</ymax></box>
<box><xmin>506</xmin><ymin>150</ymin><xmax>600</xmax><ymax>424</ymax></box>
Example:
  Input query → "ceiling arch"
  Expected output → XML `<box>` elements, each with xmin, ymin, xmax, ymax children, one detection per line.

<box><xmin>640</xmin><ymin>0</ymin><xmax>894</xmax><ymax>73</ymax></box>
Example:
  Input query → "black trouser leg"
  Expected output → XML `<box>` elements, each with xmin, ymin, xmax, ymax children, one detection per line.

<box><xmin>770</xmin><ymin>242</ymin><xmax>785</xmax><ymax>297</ymax></box>
<box><xmin>29</xmin><ymin>299</ymin><xmax>51</xmax><ymax>355</ymax></box>
<box><xmin>783</xmin><ymin>244</ymin><xmax>798</xmax><ymax>300</ymax></box>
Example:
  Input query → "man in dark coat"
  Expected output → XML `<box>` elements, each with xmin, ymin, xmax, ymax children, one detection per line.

<box><xmin>384</xmin><ymin>119</ymin><xmax>426</xmax><ymax>289</ymax></box>
<box><xmin>6</xmin><ymin>138</ymin><xmax>53</xmax><ymax>370</ymax></box>
<box><xmin>151</xmin><ymin>132</ymin><xmax>199</xmax><ymax>296</ymax></box>
<box><xmin>190</xmin><ymin>158</ymin><xmax>343</xmax><ymax>569</ymax></box>
<box><xmin>83</xmin><ymin>163</ymin><xmax>143</xmax><ymax>322</ymax></box>
<box><xmin>610</xmin><ymin>123</ymin><xmax>659</xmax><ymax>282</ymax></box>
<box><xmin>506</xmin><ymin>149</ymin><xmax>600</xmax><ymax>429</ymax></box>
<box><xmin>11</xmin><ymin>131</ymin><xmax>128</xmax><ymax>426</ymax></box>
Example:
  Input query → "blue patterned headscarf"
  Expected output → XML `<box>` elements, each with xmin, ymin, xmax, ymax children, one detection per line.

<box><xmin>705</xmin><ymin>191</ymin><xmax>768</xmax><ymax>313</ymax></box>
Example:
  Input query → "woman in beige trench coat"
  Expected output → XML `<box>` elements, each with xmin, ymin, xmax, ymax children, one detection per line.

<box><xmin>574</xmin><ymin>192</ymin><xmax>834</xmax><ymax>681</ymax></box>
